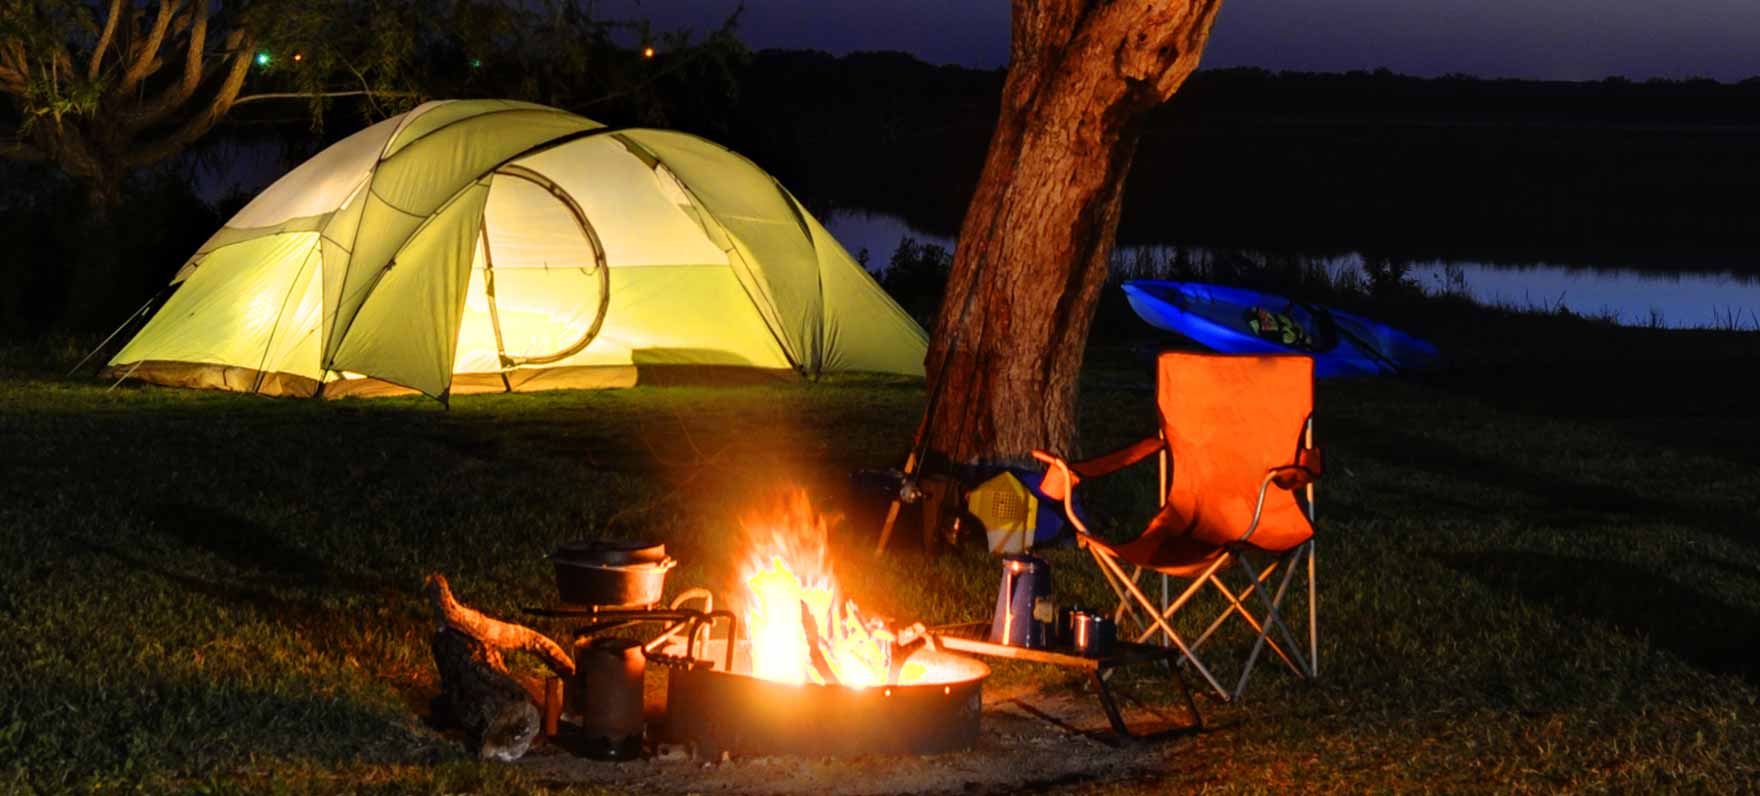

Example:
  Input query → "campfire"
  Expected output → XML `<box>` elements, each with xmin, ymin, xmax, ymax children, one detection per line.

<box><xmin>423</xmin><ymin>488</ymin><xmax>988</xmax><ymax>761</ymax></box>
<box><xmin>663</xmin><ymin>487</ymin><xmax>989</xmax><ymax>757</ymax></box>
<box><xmin>738</xmin><ymin>490</ymin><xmax>928</xmax><ymax>688</ymax></box>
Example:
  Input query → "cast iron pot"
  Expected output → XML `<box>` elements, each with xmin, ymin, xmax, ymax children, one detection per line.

<box><xmin>552</xmin><ymin>539</ymin><xmax>674</xmax><ymax>607</ymax></box>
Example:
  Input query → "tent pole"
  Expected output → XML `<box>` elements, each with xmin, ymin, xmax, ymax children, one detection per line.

<box><xmin>68</xmin><ymin>289</ymin><xmax>163</xmax><ymax>376</ymax></box>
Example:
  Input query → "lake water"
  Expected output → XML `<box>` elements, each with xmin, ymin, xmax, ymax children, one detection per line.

<box><xmin>823</xmin><ymin>210</ymin><xmax>1760</xmax><ymax>331</ymax></box>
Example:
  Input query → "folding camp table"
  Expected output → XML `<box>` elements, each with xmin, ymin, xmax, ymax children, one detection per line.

<box><xmin>927</xmin><ymin>622</ymin><xmax>1202</xmax><ymax>739</ymax></box>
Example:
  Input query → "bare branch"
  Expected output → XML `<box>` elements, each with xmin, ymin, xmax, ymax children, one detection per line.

<box><xmin>0</xmin><ymin>59</ymin><xmax>25</xmax><ymax>94</ymax></box>
<box><xmin>117</xmin><ymin>0</ymin><xmax>181</xmax><ymax>95</ymax></box>
<box><xmin>88</xmin><ymin>0</ymin><xmax>124</xmax><ymax>79</ymax></box>
<box><xmin>130</xmin><ymin>0</ymin><xmax>210</xmax><ymax>129</ymax></box>
<box><xmin>427</xmin><ymin>573</ymin><xmax>575</xmax><ymax>679</ymax></box>
<box><xmin>124</xmin><ymin>31</ymin><xmax>251</xmax><ymax>168</ymax></box>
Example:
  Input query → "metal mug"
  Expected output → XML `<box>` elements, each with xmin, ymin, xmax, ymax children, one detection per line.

<box><xmin>989</xmin><ymin>553</ymin><xmax>1054</xmax><ymax>648</ymax></box>
<box><xmin>1067</xmin><ymin>608</ymin><xmax>1115</xmax><ymax>658</ymax></box>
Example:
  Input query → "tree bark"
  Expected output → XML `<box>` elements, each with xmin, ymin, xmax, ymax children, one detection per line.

<box><xmin>430</xmin><ymin>627</ymin><xmax>543</xmax><ymax>762</ymax></box>
<box><xmin>923</xmin><ymin>0</ymin><xmax>1225</xmax><ymax>464</ymax></box>
<box><xmin>425</xmin><ymin>573</ymin><xmax>575</xmax><ymax>761</ymax></box>
<box><xmin>426</xmin><ymin>573</ymin><xmax>575</xmax><ymax>679</ymax></box>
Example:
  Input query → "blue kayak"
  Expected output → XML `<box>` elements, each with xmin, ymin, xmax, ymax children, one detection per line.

<box><xmin>1122</xmin><ymin>280</ymin><xmax>1440</xmax><ymax>378</ymax></box>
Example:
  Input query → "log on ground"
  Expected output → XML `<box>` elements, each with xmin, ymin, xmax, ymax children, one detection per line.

<box><xmin>431</xmin><ymin>626</ymin><xmax>542</xmax><ymax>762</ymax></box>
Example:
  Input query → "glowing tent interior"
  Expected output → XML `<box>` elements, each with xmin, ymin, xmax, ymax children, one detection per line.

<box><xmin>103</xmin><ymin>100</ymin><xmax>927</xmax><ymax>400</ymax></box>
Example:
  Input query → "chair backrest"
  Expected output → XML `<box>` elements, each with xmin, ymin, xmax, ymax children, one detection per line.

<box><xmin>1152</xmin><ymin>351</ymin><xmax>1314</xmax><ymax>552</ymax></box>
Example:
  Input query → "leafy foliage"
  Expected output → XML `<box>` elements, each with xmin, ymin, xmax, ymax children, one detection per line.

<box><xmin>0</xmin><ymin>1</ymin><xmax>747</xmax><ymax>206</ymax></box>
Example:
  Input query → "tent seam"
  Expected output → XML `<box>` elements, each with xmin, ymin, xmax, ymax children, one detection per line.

<box><xmin>249</xmin><ymin>242</ymin><xmax>323</xmax><ymax>392</ymax></box>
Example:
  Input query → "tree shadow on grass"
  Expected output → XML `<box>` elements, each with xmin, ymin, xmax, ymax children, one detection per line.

<box><xmin>144</xmin><ymin>502</ymin><xmax>330</xmax><ymax>583</ymax></box>
<box><xmin>1431</xmin><ymin>358</ymin><xmax>1760</xmax><ymax>469</ymax></box>
<box><xmin>1437</xmin><ymin>550</ymin><xmax>1759</xmax><ymax>686</ymax></box>
<box><xmin>5</xmin><ymin>676</ymin><xmax>449</xmax><ymax>787</ymax></box>
<box><xmin>1328</xmin><ymin>417</ymin><xmax>1760</xmax><ymax>555</ymax></box>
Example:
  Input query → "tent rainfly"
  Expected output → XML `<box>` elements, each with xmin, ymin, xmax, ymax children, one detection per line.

<box><xmin>103</xmin><ymin>100</ymin><xmax>927</xmax><ymax>400</ymax></box>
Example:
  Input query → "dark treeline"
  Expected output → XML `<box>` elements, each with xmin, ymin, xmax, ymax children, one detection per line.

<box><xmin>732</xmin><ymin>52</ymin><xmax>1760</xmax><ymax>271</ymax></box>
<box><xmin>6</xmin><ymin>47</ymin><xmax>1760</xmax><ymax>339</ymax></box>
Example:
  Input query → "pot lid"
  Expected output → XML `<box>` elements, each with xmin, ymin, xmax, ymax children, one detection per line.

<box><xmin>553</xmin><ymin>538</ymin><xmax>667</xmax><ymax>566</ymax></box>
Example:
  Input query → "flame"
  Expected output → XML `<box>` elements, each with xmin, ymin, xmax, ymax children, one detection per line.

<box><xmin>738</xmin><ymin>489</ymin><xmax>925</xmax><ymax>688</ymax></box>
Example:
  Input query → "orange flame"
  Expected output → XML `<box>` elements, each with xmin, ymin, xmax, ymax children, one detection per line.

<box><xmin>738</xmin><ymin>489</ymin><xmax>924</xmax><ymax>688</ymax></box>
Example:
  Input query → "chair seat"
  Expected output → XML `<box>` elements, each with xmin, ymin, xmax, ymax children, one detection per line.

<box><xmin>1083</xmin><ymin>532</ymin><xmax>1228</xmax><ymax>578</ymax></box>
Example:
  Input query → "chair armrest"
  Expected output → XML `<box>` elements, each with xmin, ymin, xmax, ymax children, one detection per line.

<box><xmin>1030</xmin><ymin>449</ymin><xmax>1076</xmax><ymax>502</ymax></box>
<box><xmin>1030</xmin><ymin>450</ymin><xmax>1092</xmax><ymax>536</ymax></box>
<box><xmin>1031</xmin><ymin>435</ymin><xmax>1163</xmax><ymax>502</ymax></box>
<box><xmin>1241</xmin><ymin>448</ymin><xmax>1323</xmax><ymax>544</ymax></box>
<box><xmin>1270</xmin><ymin>447</ymin><xmax>1322</xmax><ymax>490</ymax></box>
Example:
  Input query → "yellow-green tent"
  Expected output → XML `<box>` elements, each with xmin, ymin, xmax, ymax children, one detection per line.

<box><xmin>104</xmin><ymin>100</ymin><xmax>927</xmax><ymax>400</ymax></box>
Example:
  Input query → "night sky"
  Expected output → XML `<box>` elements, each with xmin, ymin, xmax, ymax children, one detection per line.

<box><xmin>633</xmin><ymin>0</ymin><xmax>1760</xmax><ymax>81</ymax></box>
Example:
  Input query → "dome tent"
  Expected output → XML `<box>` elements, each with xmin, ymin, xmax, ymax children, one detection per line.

<box><xmin>104</xmin><ymin>100</ymin><xmax>927</xmax><ymax>400</ymax></box>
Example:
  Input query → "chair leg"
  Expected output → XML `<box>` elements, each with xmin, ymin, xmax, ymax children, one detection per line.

<box><xmin>1308</xmin><ymin>541</ymin><xmax>1318</xmax><ymax>678</ymax></box>
<box><xmin>1187</xmin><ymin>559</ymin><xmax>1280</xmax><ymax>654</ymax></box>
<box><xmin>1090</xmin><ymin>547</ymin><xmax>1147</xmax><ymax>635</ymax></box>
<box><xmin>1096</xmin><ymin>550</ymin><xmax>1232</xmax><ymax>700</ymax></box>
<box><xmin>1259</xmin><ymin>547</ymin><xmax>1313</xmax><ymax>678</ymax></box>
<box><xmin>1200</xmin><ymin>567</ymin><xmax>1304</xmax><ymax>677</ymax></box>
<box><xmin>1230</xmin><ymin>550</ymin><xmax>1310</xmax><ymax>699</ymax></box>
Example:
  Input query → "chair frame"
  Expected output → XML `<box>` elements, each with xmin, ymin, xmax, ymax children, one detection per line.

<box><xmin>1039</xmin><ymin>419</ymin><xmax>1318</xmax><ymax>702</ymax></box>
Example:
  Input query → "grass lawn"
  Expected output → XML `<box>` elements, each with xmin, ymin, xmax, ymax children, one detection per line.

<box><xmin>2</xmin><ymin>303</ymin><xmax>1758</xmax><ymax>795</ymax></box>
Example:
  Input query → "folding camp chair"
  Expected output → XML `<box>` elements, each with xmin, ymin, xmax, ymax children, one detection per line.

<box><xmin>1034</xmin><ymin>351</ymin><xmax>1320</xmax><ymax>701</ymax></box>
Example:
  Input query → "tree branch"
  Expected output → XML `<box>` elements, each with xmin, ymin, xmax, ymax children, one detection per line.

<box><xmin>426</xmin><ymin>573</ymin><xmax>575</xmax><ymax>679</ymax></box>
<box><xmin>175</xmin><ymin>0</ymin><xmax>207</xmax><ymax>99</ymax></box>
<box><xmin>2</xmin><ymin>40</ymin><xmax>30</xmax><ymax>90</ymax></box>
<box><xmin>0</xmin><ymin>60</ymin><xmax>25</xmax><ymax>94</ymax></box>
<box><xmin>130</xmin><ymin>0</ymin><xmax>211</xmax><ymax>130</ymax></box>
<box><xmin>231</xmin><ymin>89</ymin><xmax>423</xmax><ymax>107</ymax></box>
<box><xmin>123</xmin><ymin>30</ymin><xmax>250</xmax><ymax>168</ymax></box>
<box><xmin>117</xmin><ymin>0</ymin><xmax>180</xmax><ymax>96</ymax></box>
<box><xmin>88</xmin><ymin>0</ymin><xmax>124</xmax><ymax>79</ymax></box>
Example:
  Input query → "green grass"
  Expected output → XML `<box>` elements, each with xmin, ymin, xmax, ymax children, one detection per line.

<box><xmin>2</xmin><ymin>305</ymin><xmax>1758</xmax><ymax>794</ymax></box>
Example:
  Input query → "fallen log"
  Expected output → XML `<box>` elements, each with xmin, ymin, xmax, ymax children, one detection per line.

<box><xmin>426</xmin><ymin>573</ymin><xmax>576</xmax><ymax>679</ymax></box>
<box><xmin>431</xmin><ymin>627</ymin><xmax>542</xmax><ymax>762</ymax></box>
<box><xmin>424</xmin><ymin>573</ymin><xmax>576</xmax><ymax>761</ymax></box>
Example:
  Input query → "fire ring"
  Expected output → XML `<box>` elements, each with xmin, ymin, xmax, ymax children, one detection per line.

<box><xmin>662</xmin><ymin>639</ymin><xmax>990</xmax><ymax>758</ymax></box>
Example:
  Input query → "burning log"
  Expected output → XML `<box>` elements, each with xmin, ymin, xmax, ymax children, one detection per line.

<box><xmin>425</xmin><ymin>573</ymin><xmax>574</xmax><ymax>761</ymax></box>
<box><xmin>800</xmin><ymin>600</ymin><xmax>841</xmax><ymax>686</ymax></box>
<box><xmin>431</xmin><ymin>627</ymin><xmax>542</xmax><ymax>761</ymax></box>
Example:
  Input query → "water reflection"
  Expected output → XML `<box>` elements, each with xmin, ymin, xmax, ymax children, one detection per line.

<box><xmin>823</xmin><ymin>209</ymin><xmax>1760</xmax><ymax>330</ymax></box>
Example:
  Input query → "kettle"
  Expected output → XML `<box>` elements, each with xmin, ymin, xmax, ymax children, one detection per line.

<box><xmin>989</xmin><ymin>553</ymin><xmax>1054</xmax><ymax>648</ymax></box>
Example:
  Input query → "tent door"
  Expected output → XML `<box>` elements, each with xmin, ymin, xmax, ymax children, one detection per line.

<box><xmin>474</xmin><ymin>165</ymin><xmax>610</xmax><ymax>369</ymax></box>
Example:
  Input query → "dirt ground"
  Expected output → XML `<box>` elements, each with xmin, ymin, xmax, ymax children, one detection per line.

<box><xmin>517</xmin><ymin>680</ymin><xmax>1199</xmax><ymax>795</ymax></box>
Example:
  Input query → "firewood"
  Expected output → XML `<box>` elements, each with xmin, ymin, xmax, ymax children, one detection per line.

<box><xmin>431</xmin><ymin>627</ymin><xmax>541</xmax><ymax>761</ymax></box>
<box><xmin>425</xmin><ymin>572</ymin><xmax>576</xmax><ymax>678</ymax></box>
<box><xmin>800</xmin><ymin>600</ymin><xmax>840</xmax><ymax>685</ymax></box>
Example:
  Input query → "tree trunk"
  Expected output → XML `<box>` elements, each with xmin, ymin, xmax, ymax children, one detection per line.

<box><xmin>923</xmin><ymin>0</ymin><xmax>1225</xmax><ymax>464</ymax></box>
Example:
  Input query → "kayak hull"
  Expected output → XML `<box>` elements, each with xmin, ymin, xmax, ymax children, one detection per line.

<box><xmin>1122</xmin><ymin>280</ymin><xmax>1439</xmax><ymax>378</ymax></box>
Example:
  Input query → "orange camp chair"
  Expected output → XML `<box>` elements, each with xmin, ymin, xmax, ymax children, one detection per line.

<box><xmin>1034</xmin><ymin>352</ymin><xmax>1320</xmax><ymax>701</ymax></box>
